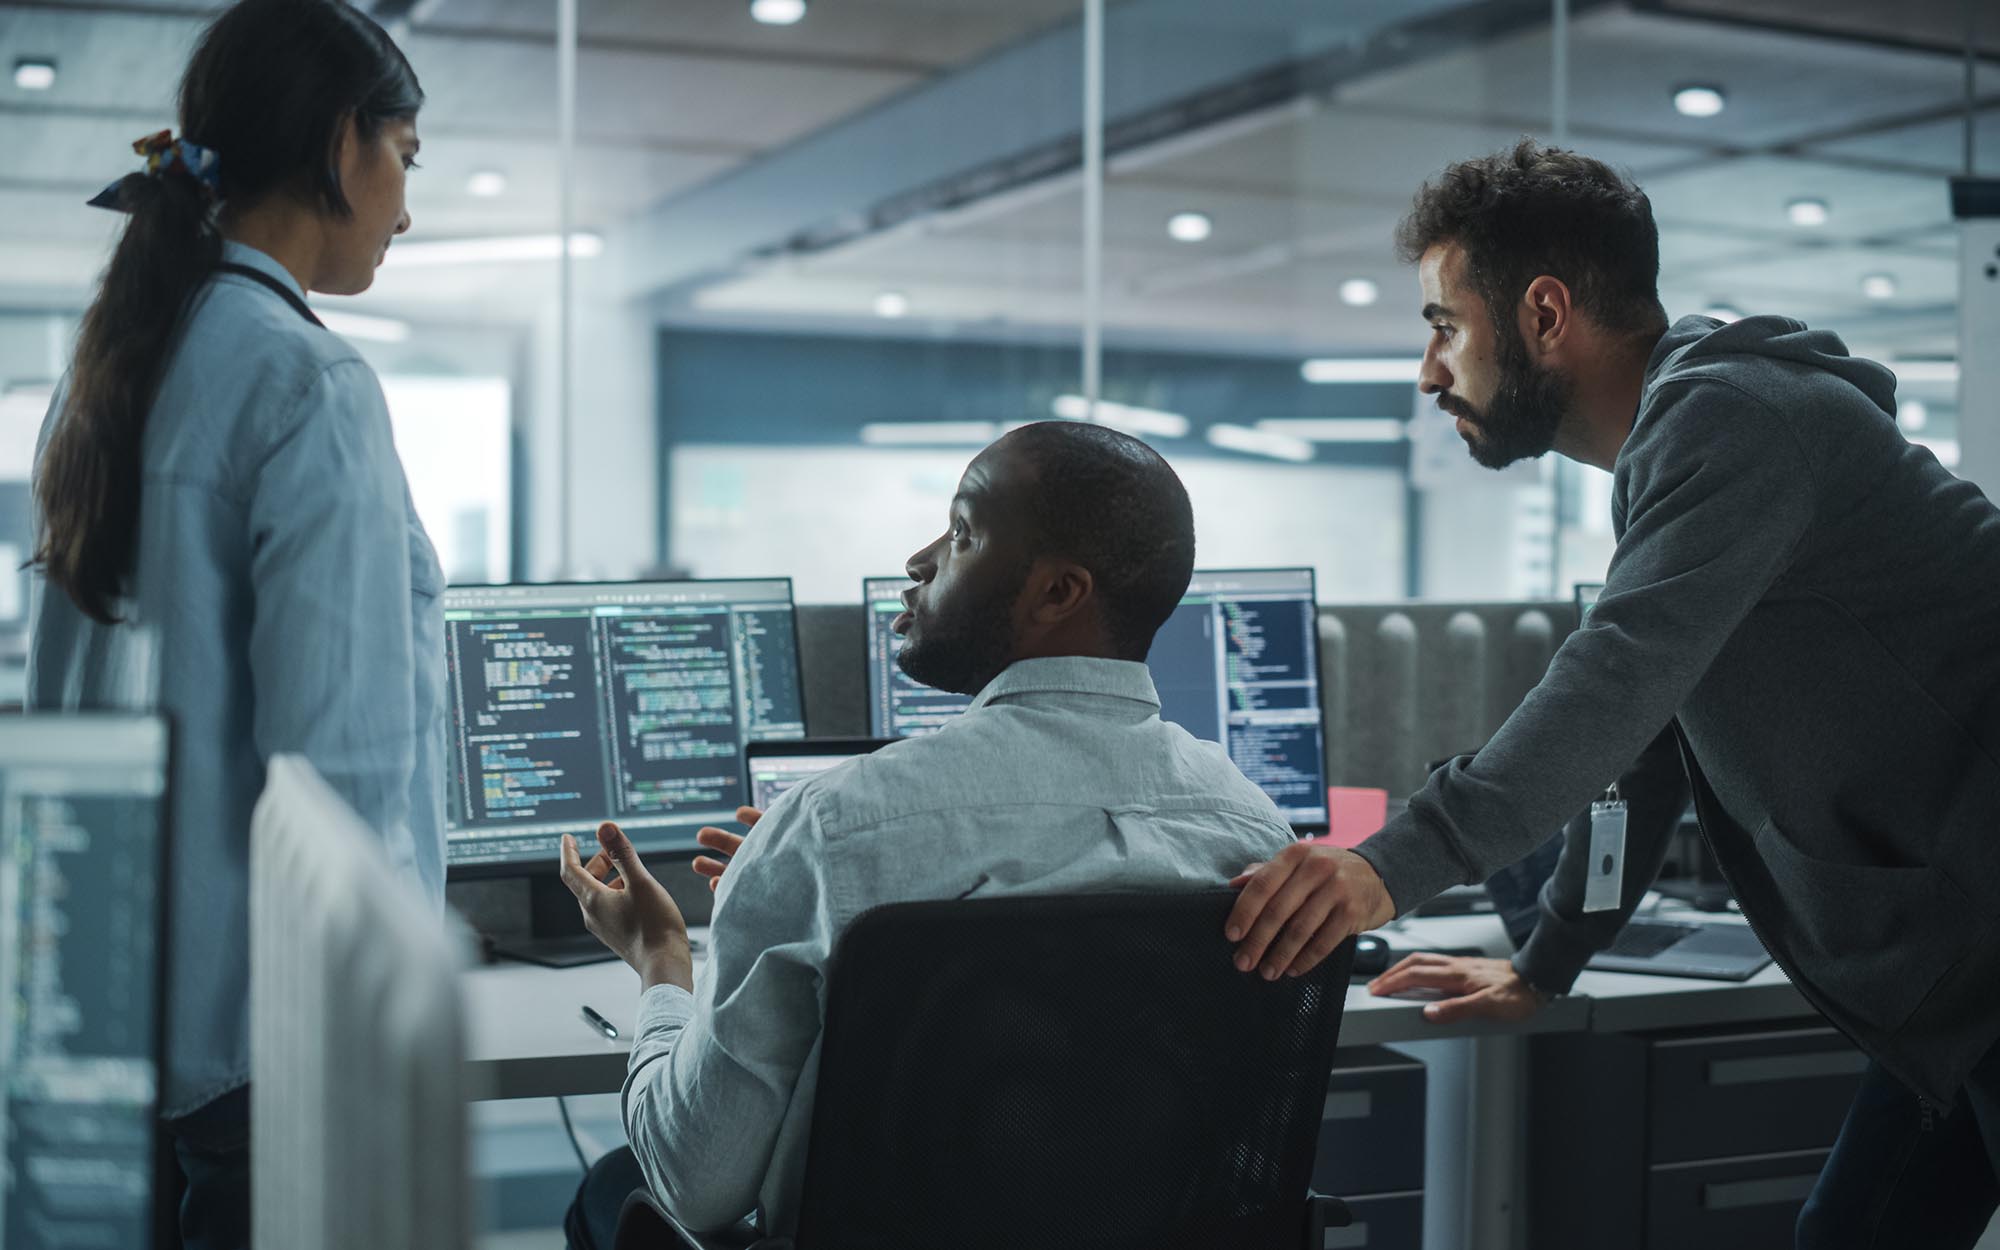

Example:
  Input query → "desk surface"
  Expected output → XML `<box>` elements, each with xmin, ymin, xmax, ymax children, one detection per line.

<box><xmin>463</xmin><ymin>905</ymin><xmax>1809</xmax><ymax>1101</ymax></box>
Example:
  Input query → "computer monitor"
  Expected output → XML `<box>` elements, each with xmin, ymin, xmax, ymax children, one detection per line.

<box><xmin>1150</xmin><ymin>568</ymin><xmax>1328</xmax><ymax>831</ymax></box>
<box><xmin>442</xmin><ymin>578</ymin><xmax>807</xmax><ymax>878</ymax></box>
<box><xmin>863</xmin><ymin>567</ymin><xmax>1330</xmax><ymax>831</ymax></box>
<box><xmin>743</xmin><ymin>738</ymin><xmax>895</xmax><ymax>811</ymax></box>
<box><xmin>864</xmin><ymin>576</ymin><xmax>974</xmax><ymax>738</ymax></box>
<box><xmin>0</xmin><ymin>714</ymin><xmax>172</xmax><ymax>1249</ymax></box>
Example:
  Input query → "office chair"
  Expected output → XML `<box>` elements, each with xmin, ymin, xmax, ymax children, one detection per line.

<box><xmin>250</xmin><ymin>756</ymin><xmax>473</xmax><ymax>1250</ymax></box>
<box><xmin>613</xmin><ymin>889</ymin><xmax>1357</xmax><ymax>1250</ymax></box>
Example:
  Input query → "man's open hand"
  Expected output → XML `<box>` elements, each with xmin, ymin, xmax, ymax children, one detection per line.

<box><xmin>558</xmin><ymin>822</ymin><xmax>695</xmax><ymax>991</ymax></box>
<box><xmin>1225</xmin><ymin>843</ymin><xmax>1397</xmax><ymax>979</ymax></box>
<box><xmin>691</xmin><ymin>805</ymin><xmax>762</xmax><ymax>892</ymax></box>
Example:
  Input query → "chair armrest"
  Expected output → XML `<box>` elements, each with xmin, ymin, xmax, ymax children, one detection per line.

<box><xmin>612</xmin><ymin>1189</ymin><xmax>792</xmax><ymax>1250</ymax></box>
<box><xmin>1301</xmin><ymin>1190</ymin><xmax>1353</xmax><ymax>1248</ymax></box>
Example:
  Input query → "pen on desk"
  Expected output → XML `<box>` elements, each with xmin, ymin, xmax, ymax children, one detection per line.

<box><xmin>581</xmin><ymin>1005</ymin><xmax>619</xmax><ymax>1041</ymax></box>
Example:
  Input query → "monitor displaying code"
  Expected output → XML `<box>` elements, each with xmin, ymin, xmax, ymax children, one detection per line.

<box><xmin>443</xmin><ymin>579</ymin><xmax>805</xmax><ymax>870</ymax></box>
<box><xmin>864</xmin><ymin>567</ymin><xmax>1328</xmax><ymax>827</ymax></box>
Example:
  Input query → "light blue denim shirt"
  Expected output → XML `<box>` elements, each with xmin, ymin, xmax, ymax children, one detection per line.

<box><xmin>27</xmin><ymin>241</ymin><xmax>446</xmax><ymax>1117</ymax></box>
<box><xmin>621</xmin><ymin>656</ymin><xmax>1296</xmax><ymax>1234</ymax></box>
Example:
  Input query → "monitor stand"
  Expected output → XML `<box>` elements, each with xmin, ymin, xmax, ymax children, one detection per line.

<box><xmin>490</xmin><ymin>875</ymin><xmax>621</xmax><ymax>968</ymax></box>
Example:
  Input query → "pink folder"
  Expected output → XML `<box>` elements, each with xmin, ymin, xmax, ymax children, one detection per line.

<box><xmin>1312</xmin><ymin>787</ymin><xmax>1389</xmax><ymax>849</ymax></box>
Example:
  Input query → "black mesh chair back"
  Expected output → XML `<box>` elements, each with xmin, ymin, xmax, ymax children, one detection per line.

<box><xmin>792</xmin><ymin>890</ymin><xmax>1356</xmax><ymax>1250</ymax></box>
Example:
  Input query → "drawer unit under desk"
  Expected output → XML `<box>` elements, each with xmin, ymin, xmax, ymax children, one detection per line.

<box><xmin>1646</xmin><ymin>1147</ymin><xmax>1834</xmax><ymax>1249</ymax></box>
<box><xmin>1529</xmin><ymin>1020</ymin><xmax>1864</xmax><ymax>1250</ymax></box>
<box><xmin>1312</xmin><ymin>1046</ymin><xmax>1427</xmax><ymax>1199</ymax></box>
<box><xmin>1646</xmin><ymin>1024</ymin><xmax>1866</xmax><ymax>1162</ymax></box>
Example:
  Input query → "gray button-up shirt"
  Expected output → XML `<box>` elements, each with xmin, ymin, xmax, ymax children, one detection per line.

<box><xmin>27</xmin><ymin>241</ymin><xmax>446</xmax><ymax>1116</ymax></box>
<box><xmin>622</xmin><ymin>655</ymin><xmax>1295</xmax><ymax>1233</ymax></box>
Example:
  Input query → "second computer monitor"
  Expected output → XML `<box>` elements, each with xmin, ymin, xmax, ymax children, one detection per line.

<box><xmin>865</xmin><ymin>567</ymin><xmax>1329</xmax><ymax>830</ymax></box>
<box><xmin>442</xmin><ymin>578</ymin><xmax>806</xmax><ymax>875</ymax></box>
<box><xmin>864</xmin><ymin>576</ymin><xmax>974</xmax><ymax>737</ymax></box>
<box><xmin>0</xmin><ymin>715</ymin><xmax>172</xmax><ymax>1250</ymax></box>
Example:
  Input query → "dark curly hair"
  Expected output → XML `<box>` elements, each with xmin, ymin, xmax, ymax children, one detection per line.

<box><xmin>1004</xmin><ymin>421</ymin><xmax>1196</xmax><ymax>661</ymax></box>
<box><xmin>1395</xmin><ymin>138</ymin><xmax>1667</xmax><ymax>342</ymax></box>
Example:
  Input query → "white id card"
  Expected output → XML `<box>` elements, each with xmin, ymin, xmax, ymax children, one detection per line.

<box><xmin>1583</xmin><ymin>796</ymin><xmax>1628</xmax><ymax>914</ymax></box>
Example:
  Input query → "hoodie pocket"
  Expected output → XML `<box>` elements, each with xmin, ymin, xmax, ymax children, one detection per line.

<box><xmin>1752</xmin><ymin>818</ymin><xmax>1978</xmax><ymax>1036</ymax></box>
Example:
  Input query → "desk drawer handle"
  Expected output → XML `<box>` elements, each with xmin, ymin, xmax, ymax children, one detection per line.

<box><xmin>1707</xmin><ymin>1051</ymin><xmax>1868</xmax><ymax>1086</ymax></box>
<box><xmin>1325</xmin><ymin>1220</ymin><xmax>1371</xmax><ymax>1248</ymax></box>
<box><xmin>1323</xmin><ymin>1090</ymin><xmax>1374</xmax><ymax>1121</ymax></box>
<box><xmin>1702</xmin><ymin>1173</ymin><xmax>1820</xmax><ymax>1211</ymax></box>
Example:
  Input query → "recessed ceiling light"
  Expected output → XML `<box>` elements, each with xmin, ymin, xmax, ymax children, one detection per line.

<box><xmin>749</xmin><ymin>0</ymin><xmax>807</xmax><ymax>25</ymax></box>
<box><xmin>1860</xmin><ymin>273</ymin><xmax>1898</xmax><ymax>300</ymax></box>
<box><xmin>13</xmin><ymin>59</ymin><xmax>56</xmax><ymax>91</ymax></box>
<box><xmin>1786</xmin><ymin>198</ymin><xmax>1830</xmax><ymax>228</ymax></box>
<box><xmin>1671</xmin><ymin>85</ymin><xmax>1726</xmax><ymax>118</ymax></box>
<box><xmin>1338</xmin><ymin>278</ymin><xmax>1379</xmax><ymax>307</ymax></box>
<box><xmin>1897</xmin><ymin>400</ymin><xmax>1929</xmax><ymax>432</ymax></box>
<box><xmin>1703</xmin><ymin>303</ymin><xmax>1743</xmax><ymax>323</ymax></box>
<box><xmin>465</xmin><ymin>170</ymin><xmax>508</xmax><ymax>198</ymax></box>
<box><xmin>873</xmin><ymin>290</ymin><xmax>909</xmax><ymax>319</ymax></box>
<box><xmin>1166</xmin><ymin>211</ymin><xmax>1213</xmax><ymax>243</ymax></box>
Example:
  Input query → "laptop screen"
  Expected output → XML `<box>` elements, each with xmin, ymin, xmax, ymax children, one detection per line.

<box><xmin>744</xmin><ymin>739</ymin><xmax>895</xmax><ymax>811</ymax></box>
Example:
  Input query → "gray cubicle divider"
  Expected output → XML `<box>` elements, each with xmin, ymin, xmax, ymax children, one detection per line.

<box><xmin>796</xmin><ymin>604</ymin><xmax>871</xmax><ymax>738</ymax></box>
<box><xmin>792</xmin><ymin>598</ymin><xmax>1578</xmax><ymax>797</ymax></box>
<box><xmin>1317</xmin><ymin>600</ymin><xmax>1571</xmax><ymax>796</ymax></box>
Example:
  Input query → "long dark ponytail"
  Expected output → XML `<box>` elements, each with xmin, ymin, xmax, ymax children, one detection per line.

<box><xmin>34</xmin><ymin>0</ymin><xmax>423</xmax><ymax>623</ymax></box>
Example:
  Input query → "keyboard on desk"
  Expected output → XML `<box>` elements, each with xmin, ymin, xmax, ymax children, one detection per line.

<box><xmin>1587</xmin><ymin>918</ymin><xmax>1772</xmax><ymax>982</ymax></box>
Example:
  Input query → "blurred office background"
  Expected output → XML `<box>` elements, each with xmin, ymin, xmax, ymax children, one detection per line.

<box><xmin>0</xmin><ymin>0</ymin><xmax>1991</xmax><ymax>1239</ymax></box>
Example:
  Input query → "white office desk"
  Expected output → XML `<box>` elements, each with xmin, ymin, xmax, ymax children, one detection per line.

<box><xmin>462</xmin><ymin>907</ymin><xmax>1803</xmax><ymax>1101</ymax></box>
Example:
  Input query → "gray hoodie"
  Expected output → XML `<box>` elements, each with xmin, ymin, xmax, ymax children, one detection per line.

<box><xmin>1356</xmin><ymin>315</ymin><xmax>2000</xmax><ymax>1107</ymax></box>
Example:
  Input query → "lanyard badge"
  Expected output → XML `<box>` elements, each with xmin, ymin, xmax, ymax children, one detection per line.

<box><xmin>1584</xmin><ymin>782</ymin><xmax>1628</xmax><ymax>914</ymax></box>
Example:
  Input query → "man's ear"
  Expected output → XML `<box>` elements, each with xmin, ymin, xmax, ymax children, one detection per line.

<box><xmin>1519</xmin><ymin>274</ymin><xmax>1573</xmax><ymax>359</ymax></box>
<box><xmin>1026</xmin><ymin>559</ymin><xmax>1094</xmax><ymax>628</ymax></box>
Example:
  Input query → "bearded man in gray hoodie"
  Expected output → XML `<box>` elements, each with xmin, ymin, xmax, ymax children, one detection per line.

<box><xmin>1226</xmin><ymin>140</ymin><xmax>2000</xmax><ymax>1247</ymax></box>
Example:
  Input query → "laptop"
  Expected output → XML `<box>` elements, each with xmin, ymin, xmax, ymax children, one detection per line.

<box><xmin>1586</xmin><ymin>918</ymin><xmax>1772</xmax><ymax>981</ymax></box>
<box><xmin>744</xmin><ymin>738</ymin><xmax>897</xmax><ymax>811</ymax></box>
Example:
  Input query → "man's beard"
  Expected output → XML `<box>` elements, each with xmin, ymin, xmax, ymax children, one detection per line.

<box><xmin>1443</xmin><ymin>326</ymin><xmax>1572</xmax><ymax>470</ymax></box>
<box><xmin>894</xmin><ymin>566</ymin><xmax>1027</xmax><ymax>697</ymax></box>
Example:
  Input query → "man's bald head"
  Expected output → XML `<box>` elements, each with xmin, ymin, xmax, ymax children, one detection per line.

<box><xmin>983</xmin><ymin>421</ymin><xmax>1196</xmax><ymax>660</ymax></box>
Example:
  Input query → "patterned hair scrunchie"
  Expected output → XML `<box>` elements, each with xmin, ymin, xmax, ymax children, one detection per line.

<box><xmin>86</xmin><ymin>130</ymin><xmax>222</xmax><ymax>211</ymax></box>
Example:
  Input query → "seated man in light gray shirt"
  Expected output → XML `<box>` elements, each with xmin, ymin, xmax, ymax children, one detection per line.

<box><xmin>555</xmin><ymin>420</ymin><xmax>1297</xmax><ymax>1245</ymax></box>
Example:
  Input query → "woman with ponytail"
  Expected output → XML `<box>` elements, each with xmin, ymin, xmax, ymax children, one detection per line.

<box><xmin>28</xmin><ymin>2</ymin><xmax>442</xmax><ymax>1243</ymax></box>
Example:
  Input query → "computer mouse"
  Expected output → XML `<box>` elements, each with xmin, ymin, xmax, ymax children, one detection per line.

<box><xmin>1351</xmin><ymin>932</ymin><xmax>1391</xmax><ymax>978</ymax></box>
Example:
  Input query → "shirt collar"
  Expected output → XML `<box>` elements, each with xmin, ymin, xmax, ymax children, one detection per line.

<box><xmin>218</xmin><ymin>240</ymin><xmax>308</xmax><ymax>302</ymax></box>
<box><xmin>967</xmin><ymin>656</ymin><xmax>1161</xmax><ymax>712</ymax></box>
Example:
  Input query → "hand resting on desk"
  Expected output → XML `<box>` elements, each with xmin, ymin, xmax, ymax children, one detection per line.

<box><xmin>1368</xmin><ymin>953</ymin><xmax>1546</xmax><ymax>1024</ymax></box>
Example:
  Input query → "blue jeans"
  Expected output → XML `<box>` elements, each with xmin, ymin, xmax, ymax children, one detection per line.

<box><xmin>1796</xmin><ymin>1041</ymin><xmax>2000</xmax><ymax>1249</ymax></box>
<box><xmin>164</xmin><ymin>1086</ymin><xmax>250</xmax><ymax>1250</ymax></box>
